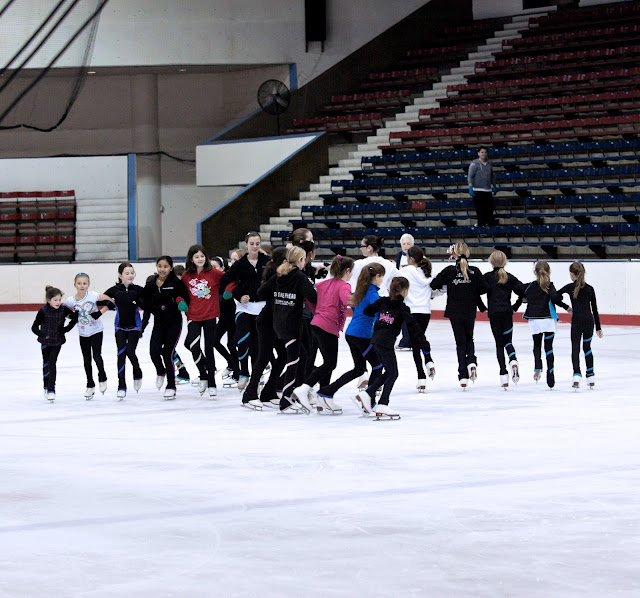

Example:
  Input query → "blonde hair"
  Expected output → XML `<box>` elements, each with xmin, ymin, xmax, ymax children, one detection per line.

<box><xmin>454</xmin><ymin>242</ymin><xmax>470</xmax><ymax>281</ymax></box>
<box><xmin>569</xmin><ymin>262</ymin><xmax>586</xmax><ymax>299</ymax></box>
<box><xmin>277</xmin><ymin>246</ymin><xmax>306</xmax><ymax>276</ymax></box>
<box><xmin>489</xmin><ymin>250</ymin><xmax>508</xmax><ymax>285</ymax></box>
<box><xmin>535</xmin><ymin>261</ymin><xmax>551</xmax><ymax>294</ymax></box>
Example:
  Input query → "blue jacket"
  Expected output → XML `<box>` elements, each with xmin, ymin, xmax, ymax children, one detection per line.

<box><xmin>346</xmin><ymin>284</ymin><xmax>379</xmax><ymax>339</ymax></box>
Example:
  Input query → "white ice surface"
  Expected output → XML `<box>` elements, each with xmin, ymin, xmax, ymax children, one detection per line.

<box><xmin>1</xmin><ymin>312</ymin><xmax>639</xmax><ymax>598</ymax></box>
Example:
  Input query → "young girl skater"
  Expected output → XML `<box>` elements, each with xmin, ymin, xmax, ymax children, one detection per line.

<box><xmin>220</xmin><ymin>233</ymin><xmax>271</xmax><ymax>389</ymax></box>
<box><xmin>397</xmin><ymin>246</ymin><xmax>438</xmax><ymax>392</ymax></box>
<box><xmin>180</xmin><ymin>244</ymin><xmax>226</xmax><ymax>397</ymax></box>
<box><xmin>514</xmin><ymin>261</ymin><xmax>570</xmax><ymax>389</ymax></box>
<box><xmin>292</xmin><ymin>255</ymin><xmax>354</xmax><ymax>414</ymax></box>
<box><xmin>142</xmin><ymin>256</ymin><xmax>190</xmax><ymax>400</ymax></box>
<box><xmin>482</xmin><ymin>251</ymin><xmax>523</xmax><ymax>389</ymax></box>
<box><xmin>32</xmin><ymin>286</ymin><xmax>78</xmax><ymax>401</ymax></box>
<box><xmin>558</xmin><ymin>262</ymin><xmax>603</xmax><ymax>389</ymax></box>
<box><xmin>357</xmin><ymin>277</ymin><xmax>432</xmax><ymax>419</ymax></box>
<box><xmin>258</xmin><ymin>246</ymin><xmax>318</xmax><ymax>413</ymax></box>
<box><xmin>315</xmin><ymin>262</ymin><xmax>385</xmax><ymax>406</ymax></box>
<box><xmin>430</xmin><ymin>242</ymin><xmax>488</xmax><ymax>389</ymax></box>
<box><xmin>65</xmin><ymin>273</ymin><xmax>108</xmax><ymax>399</ymax></box>
<box><xmin>103</xmin><ymin>263</ymin><xmax>146</xmax><ymax>400</ymax></box>
<box><xmin>214</xmin><ymin>252</ymin><xmax>241</xmax><ymax>386</ymax></box>
<box><xmin>172</xmin><ymin>264</ymin><xmax>193</xmax><ymax>384</ymax></box>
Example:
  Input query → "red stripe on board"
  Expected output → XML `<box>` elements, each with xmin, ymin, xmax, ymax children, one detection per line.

<box><xmin>3</xmin><ymin>304</ymin><xmax>640</xmax><ymax>326</ymax></box>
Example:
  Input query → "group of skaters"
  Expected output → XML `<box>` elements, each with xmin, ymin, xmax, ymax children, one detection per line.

<box><xmin>32</xmin><ymin>229</ymin><xmax>603</xmax><ymax>419</ymax></box>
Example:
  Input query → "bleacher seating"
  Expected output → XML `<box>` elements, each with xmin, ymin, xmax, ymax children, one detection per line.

<box><xmin>0</xmin><ymin>191</ymin><xmax>76</xmax><ymax>262</ymax></box>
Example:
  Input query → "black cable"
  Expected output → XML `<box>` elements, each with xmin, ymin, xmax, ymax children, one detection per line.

<box><xmin>13</xmin><ymin>151</ymin><xmax>196</xmax><ymax>165</ymax></box>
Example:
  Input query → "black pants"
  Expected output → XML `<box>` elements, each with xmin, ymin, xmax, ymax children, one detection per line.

<box><xmin>299</xmin><ymin>317</ymin><xmax>318</xmax><ymax>380</ymax></box>
<box><xmin>398</xmin><ymin>321</ymin><xmax>411</xmax><ymax>348</ymax></box>
<box><xmin>213</xmin><ymin>311</ymin><xmax>239</xmax><ymax>378</ymax></box>
<box><xmin>79</xmin><ymin>332</ymin><xmax>107</xmax><ymax>387</ymax></box>
<box><xmin>150</xmin><ymin>321</ymin><xmax>182</xmax><ymax>390</ymax></box>
<box><xmin>320</xmin><ymin>335</ymin><xmax>381</xmax><ymax>398</ymax></box>
<box><xmin>41</xmin><ymin>345</ymin><xmax>61</xmax><ymax>392</ymax></box>
<box><xmin>450</xmin><ymin>317</ymin><xmax>477</xmax><ymax>380</ymax></box>
<box><xmin>235</xmin><ymin>312</ymin><xmax>259</xmax><ymax>377</ymax></box>
<box><xmin>410</xmin><ymin>313</ymin><xmax>433</xmax><ymax>379</ymax></box>
<box><xmin>367</xmin><ymin>343</ymin><xmax>398</xmax><ymax>406</ymax></box>
<box><xmin>571</xmin><ymin>322</ymin><xmax>595</xmax><ymax>377</ymax></box>
<box><xmin>489</xmin><ymin>313</ymin><xmax>517</xmax><ymax>375</ymax></box>
<box><xmin>306</xmin><ymin>325</ymin><xmax>339</xmax><ymax>388</ymax></box>
<box><xmin>115</xmin><ymin>329</ymin><xmax>142</xmax><ymax>391</ymax></box>
<box><xmin>532</xmin><ymin>331</ymin><xmax>554</xmax><ymax>374</ymax></box>
<box><xmin>473</xmin><ymin>190</ymin><xmax>496</xmax><ymax>226</ymax></box>
<box><xmin>243</xmin><ymin>313</ymin><xmax>283</xmax><ymax>403</ymax></box>
<box><xmin>185</xmin><ymin>319</ymin><xmax>217</xmax><ymax>385</ymax></box>
<box><xmin>279</xmin><ymin>336</ymin><xmax>304</xmax><ymax>399</ymax></box>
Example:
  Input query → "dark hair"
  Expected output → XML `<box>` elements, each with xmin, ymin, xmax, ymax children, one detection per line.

<box><xmin>570</xmin><ymin>262</ymin><xmax>586</xmax><ymax>299</ymax></box>
<box><xmin>362</xmin><ymin>235</ymin><xmax>384</xmax><ymax>257</ymax></box>
<box><xmin>118</xmin><ymin>262</ymin><xmax>133</xmax><ymax>275</ymax></box>
<box><xmin>299</xmin><ymin>240</ymin><xmax>315</xmax><ymax>256</ymax></box>
<box><xmin>329</xmin><ymin>255</ymin><xmax>354</xmax><ymax>279</ymax></box>
<box><xmin>146</xmin><ymin>274</ymin><xmax>155</xmax><ymax>284</ymax></box>
<box><xmin>351</xmin><ymin>262</ymin><xmax>385</xmax><ymax>307</ymax></box>
<box><xmin>260</xmin><ymin>243</ymin><xmax>273</xmax><ymax>256</ymax></box>
<box><xmin>45</xmin><ymin>285</ymin><xmax>62</xmax><ymax>301</ymax></box>
<box><xmin>478</xmin><ymin>146</ymin><xmax>488</xmax><ymax>153</ymax></box>
<box><xmin>262</xmin><ymin>247</ymin><xmax>287</xmax><ymax>281</ymax></box>
<box><xmin>211</xmin><ymin>256</ymin><xmax>227</xmax><ymax>270</ymax></box>
<box><xmin>174</xmin><ymin>265</ymin><xmax>186</xmax><ymax>277</ymax></box>
<box><xmin>389</xmin><ymin>276</ymin><xmax>409</xmax><ymax>301</ymax></box>
<box><xmin>407</xmin><ymin>246</ymin><xmax>431</xmax><ymax>278</ymax></box>
<box><xmin>245</xmin><ymin>231</ymin><xmax>261</xmax><ymax>243</ymax></box>
<box><xmin>290</xmin><ymin>228</ymin><xmax>312</xmax><ymax>246</ymax></box>
<box><xmin>156</xmin><ymin>255</ymin><xmax>174</xmax><ymax>268</ymax></box>
<box><xmin>185</xmin><ymin>244</ymin><xmax>212</xmax><ymax>274</ymax></box>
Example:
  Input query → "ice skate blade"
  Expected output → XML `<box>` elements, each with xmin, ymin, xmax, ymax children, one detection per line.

<box><xmin>374</xmin><ymin>413</ymin><xmax>401</xmax><ymax>421</ymax></box>
<box><xmin>502</xmin><ymin>385</ymin><xmax>508</xmax><ymax>391</ymax></box>
<box><xmin>279</xmin><ymin>407</ymin><xmax>304</xmax><ymax>415</ymax></box>
<box><xmin>223</xmin><ymin>381</ymin><xmax>238</xmax><ymax>388</ymax></box>
<box><xmin>241</xmin><ymin>402</ymin><xmax>262</xmax><ymax>411</ymax></box>
<box><xmin>417</xmin><ymin>388</ymin><xmax>426</xmax><ymax>394</ymax></box>
<box><xmin>316</xmin><ymin>406</ymin><xmax>343</xmax><ymax>415</ymax></box>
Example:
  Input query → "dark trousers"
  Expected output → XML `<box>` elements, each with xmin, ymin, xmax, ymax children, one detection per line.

<box><xmin>79</xmin><ymin>332</ymin><xmax>106</xmax><ymax>387</ymax></box>
<box><xmin>306</xmin><ymin>325</ymin><xmax>339</xmax><ymax>388</ymax></box>
<box><xmin>473</xmin><ymin>190</ymin><xmax>496</xmax><ymax>226</ymax></box>
<box><xmin>367</xmin><ymin>343</ymin><xmax>398</xmax><ymax>406</ymax></box>
<box><xmin>320</xmin><ymin>335</ymin><xmax>381</xmax><ymax>398</ymax></box>
<box><xmin>532</xmin><ymin>331</ymin><xmax>554</xmax><ymax>373</ymax></box>
<box><xmin>571</xmin><ymin>322</ymin><xmax>595</xmax><ymax>377</ymax></box>
<box><xmin>235</xmin><ymin>312</ymin><xmax>258</xmax><ymax>377</ymax></box>
<box><xmin>213</xmin><ymin>312</ymin><xmax>239</xmax><ymax>378</ymax></box>
<box><xmin>115</xmin><ymin>329</ymin><xmax>142</xmax><ymax>390</ymax></box>
<box><xmin>41</xmin><ymin>345</ymin><xmax>61</xmax><ymax>392</ymax></box>
<box><xmin>450</xmin><ymin>317</ymin><xmax>477</xmax><ymax>380</ymax></box>
<box><xmin>279</xmin><ymin>336</ymin><xmax>304</xmax><ymax>399</ymax></box>
<box><xmin>243</xmin><ymin>313</ymin><xmax>283</xmax><ymax>402</ymax></box>
<box><xmin>411</xmin><ymin>313</ymin><xmax>433</xmax><ymax>379</ymax></box>
<box><xmin>398</xmin><ymin>321</ymin><xmax>411</xmax><ymax>348</ymax></box>
<box><xmin>150</xmin><ymin>321</ymin><xmax>182</xmax><ymax>390</ymax></box>
<box><xmin>185</xmin><ymin>319</ymin><xmax>217</xmax><ymax>384</ymax></box>
<box><xmin>489</xmin><ymin>313</ymin><xmax>517</xmax><ymax>375</ymax></box>
<box><xmin>299</xmin><ymin>317</ymin><xmax>318</xmax><ymax>380</ymax></box>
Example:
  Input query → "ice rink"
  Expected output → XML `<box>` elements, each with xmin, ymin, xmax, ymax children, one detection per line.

<box><xmin>1</xmin><ymin>310</ymin><xmax>639</xmax><ymax>597</ymax></box>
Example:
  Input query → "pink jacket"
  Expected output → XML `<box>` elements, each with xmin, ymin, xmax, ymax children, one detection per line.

<box><xmin>310</xmin><ymin>277</ymin><xmax>352</xmax><ymax>336</ymax></box>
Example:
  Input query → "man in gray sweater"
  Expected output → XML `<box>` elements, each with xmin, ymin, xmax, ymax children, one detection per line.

<box><xmin>468</xmin><ymin>146</ymin><xmax>496</xmax><ymax>226</ymax></box>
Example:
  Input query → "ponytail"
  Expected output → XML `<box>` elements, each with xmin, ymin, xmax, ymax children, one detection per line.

<box><xmin>351</xmin><ymin>262</ymin><xmax>385</xmax><ymax>306</ymax></box>
<box><xmin>453</xmin><ymin>241</ymin><xmax>470</xmax><ymax>281</ymax></box>
<box><xmin>277</xmin><ymin>246</ymin><xmax>305</xmax><ymax>276</ymax></box>
<box><xmin>389</xmin><ymin>276</ymin><xmax>409</xmax><ymax>301</ymax></box>
<box><xmin>570</xmin><ymin>262</ymin><xmax>586</xmax><ymax>298</ymax></box>
<box><xmin>407</xmin><ymin>246</ymin><xmax>432</xmax><ymax>278</ymax></box>
<box><xmin>329</xmin><ymin>254</ymin><xmax>354</xmax><ymax>279</ymax></box>
<box><xmin>535</xmin><ymin>260</ymin><xmax>551</xmax><ymax>294</ymax></box>
<box><xmin>45</xmin><ymin>285</ymin><xmax>62</xmax><ymax>301</ymax></box>
<box><xmin>489</xmin><ymin>250</ymin><xmax>508</xmax><ymax>285</ymax></box>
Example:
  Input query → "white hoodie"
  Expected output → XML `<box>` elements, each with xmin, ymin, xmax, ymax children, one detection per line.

<box><xmin>397</xmin><ymin>265</ymin><xmax>444</xmax><ymax>313</ymax></box>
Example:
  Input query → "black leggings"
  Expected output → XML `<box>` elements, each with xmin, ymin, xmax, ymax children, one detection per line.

<box><xmin>366</xmin><ymin>343</ymin><xmax>398</xmax><ymax>406</ymax></box>
<box><xmin>489</xmin><ymin>313</ymin><xmax>517</xmax><ymax>375</ymax></box>
<box><xmin>185</xmin><ymin>319</ymin><xmax>217</xmax><ymax>384</ymax></box>
<box><xmin>571</xmin><ymin>321</ymin><xmax>595</xmax><ymax>377</ymax></box>
<box><xmin>410</xmin><ymin>313</ymin><xmax>433</xmax><ymax>379</ymax></box>
<box><xmin>150</xmin><ymin>321</ymin><xmax>182</xmax><ymax>390</ymax></box>
<box><xmin>320</xmin><ymin>335</ymin><xmax>380</xmax><ymax>398</ymax></box>
<box><xmin>235</xmin><ymin>312</ymin><xmax>259</xmax><ymax>377</ymax></box>
<box><xmin>532</xmin><ymin>330</ymin><xmax>554</xmax><ymax>374</ymax></box>
<box><xmin>243</xmin><ymin>313</ymin><xmax>284</xmax><ymax>402</ymax></box>
<box><xmin>279</xmin><ymin>336</ymin><xmax>304</xmax><ymax>399</ymax></box>
<box><xmin>306</xmin><ymin>325</ymin><xmax>339</xmax><ymax>388</ymax></box>
<box><xmin>450</xmin><ymin>317</ymin><xmax>477</xmax><ymax>380</ymax></box>
<box><xmin>79</xmin><ymin>332</ymin><xmax>106</xmax><ymax>387</ymax></box>
<box><xmin>115</xmin><ymin>329</ymin><xmax>142</xmax><ymax>391</ymax></box>
<box><xmin>214</xmin><ymin>307</ymin><xmax>239</xmax><ymax>378</ymax></box>
<box><xmin>41</xmin><ymin>345</ymin><xmax>61</xmax><ymax>392</ymax></box>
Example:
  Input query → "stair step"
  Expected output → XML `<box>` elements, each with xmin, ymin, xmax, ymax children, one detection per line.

<box><xmin>76</xmin><ymin>242</ymin><xmax>128</xmax><ymax>251</ymax></box>
<box><xmin>476</xmin><ymin>43</ymin><xmax>502</xmax><ymax>52</ymax></box>
<box><xmin>468</xmin><ymin>50</ymin><xmax>495</xmax><ymax>60</ymax></box>
<box><xmin>76</xmin><ymin>251</ymin><xmax>128</xmax><ymax>261</ymax></box>
<box><xmin>338</xmin><ymin>158</ymin><xmax>361</xmax><ymax>168</ymax></box>
<box><xmin>348</xmin><ymin>149</ymin><xmax>382</xmax><ymax>159</ymax></box>
<box><xmin>292</xmin><ymin>199</ymin><xmax>322</xmax><ymax>208</ymax></box>
<box><xmin>280</xmin><ymin>208</ymin><xmax>302</xmax><ymax>217</ymax></box>
<box><xmin>310</xmin><ymin>182</ymin><xmax>331</xmax><ymax>192</ymax></box>
<box><xmin>366</xmin><ymin>134</ymin><xmax>391</xmax><ymax>144</ymax></box>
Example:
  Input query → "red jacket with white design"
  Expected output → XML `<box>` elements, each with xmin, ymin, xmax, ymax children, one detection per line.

<box><xmin>181</xmin><ymin>269</ymin><xmax>224</xmax><ymax>321</ymax></box>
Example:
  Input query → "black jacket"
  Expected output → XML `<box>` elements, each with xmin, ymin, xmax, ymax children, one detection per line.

<box><xmin>221</xmin><ymin>253</ymin><xmax>271</xmax><ymax>303</ymax></box>
<box><xmin>258</xmin><ymin>267</ymin><xmax>317</xmax><ymax>340</ymax></box>
<box><xmin>103</xmin><ymin>283</ymin><xmax>145</xmax><ymax>330</ymax></box>
<box><xmin>483</xmin><ymin>268</ymin><xmax>523</xmax><ymax>318</ymax></box>
<box><xmin>363</xmin><ymin>296</ymin><xmax>429</xmax><ymax>350</ymax></box>
<box><xmin>32</xmin><ymin>304</ymin><xmax>78</xmax><ymax>346</ymax></box>
<box><xmin>514</xmin><ymin>280</ymin><xmax>569</xmax><ymax>319</ymax></box>
<box><xmin>558</xmin><ymin>282</ymin><xmax>601</xmax><ymax>330</ymax></box>
<box><xmin>142</xmin><ymin>271</ymin><xmax>189</xmax><ymax>327</ymax></box>
<box><xmin>430</xmin><ymin>260</ymin><xmax>488</xmax><ymax>319</ymax></box>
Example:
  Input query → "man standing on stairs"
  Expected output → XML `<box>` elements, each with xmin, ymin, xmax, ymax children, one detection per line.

<box><xmin>468</xmin><ymin>146</ymin><xmax>496</xmax><ymax>227</ymax></box>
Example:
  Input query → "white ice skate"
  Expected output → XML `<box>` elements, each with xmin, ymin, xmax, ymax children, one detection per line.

<box><xmin>163</xmin><ymin>388</ymin><xmax>176</xmax><ymax>400</ymax></box>
<box><xmin>351</xmin><ymin>391</ymin><xmax>373</xmax><ymax>415</ymax></box>
<box><xmin>533</xmin><ymin>369</ymin><xmax>542</xmax><ymax>383</ymax></box>
<box><xmin>426</xmin><ymin>361</ymin><xmax>436</xmax><ymax>380</ymax></box>
<box><xmin>262</xmin><ymin>398</ymin><xmax>280</xmax><ymax>409</ymax></box>
<box><xmin>99</xmin><ymin>381</ymin><xmax>107</xmax><ymax>394</ymax></box>
<box><xmin>242</xmin><ymin>399</ymin><xmax>263</xmax><ymax>411</ymax></box>
<box><xmin>509</xmin><ymin>360</ymin><xmax>519</xmax><ymax>384</ymax></box>
<box><xmin>416</xmin><ymin>379</ymin><xmax>427</xmax><ymax>394</ymax></box>
<box><xmin>208</xmin><ymin>386</ymin><xmax>217</xmax><ymax>398</ymax></box>
<box><xmin>280</xmin><ymin>398</ymin><xmax>304</xmax><ymax>414</ymax></box>
<box><xmin>43</xmin><ymin>389</ymin><xmax>48</xmax><ymax>400</ymax></box>
<box><xmin>116</xmin><ymin>389</ymin><xmax>126</xmax><ymax>401</ymax></box>
<box><xmin>357</xmin><ymin>375</ymin><xmax>369</xmax><ymax>391</ymax></box>
<box><xmin>373</xmin><ymin>403</ymin><xmax>400</xmax><ymax>420</ymax></box>
<box><xmin>198</xmin><ymin>380</ymin><xmax>208</xmax><ymax>396</ymax></box>
<box><xmin>572</xmin><ymin>374</ymin><xmax>581</xmax><ymax>391</ymax></box>
<box><xmin>156</xmin><ymin>375</ymin><xmax>165</xmax><ymax>390</ymax></box>
<box><xmin>237</xmin><ymin>376</ymin><xmax>250</xmax><ymax>391</ymax></box>
<box><xmin>221</xmin><ymin>367</ymin><xmax>232</xmax><ymax>380</ymax></box>
<box><xmin>468</xmin><ymin>363</ymin><xmax>477</xmax><ymax>384</ymax></box>
<box><xmin>500</xmin><ymin>374</ymin><xmax>509</xmax><ymax>390</ymax></box>
<box><xmin>133</xmin><ymin>378</ymin><xmax>142</xmax><ymax>392</ymax></box>
<box><xmin>291</xmin><ymin>384</ymin><xmax>313</xmax><ymax>414</ymax></box>
<box><xmin>316</xmin><ymin>394</ymin><xmax>342</xmax><ymax>415</ymax></box>
<box><xmin>587</xmin><ymin>375</ymin><xmax>596</xmax><ymax>389</ymax></box>
<box><xmin>460</xmin><ymin>378</ymin><xmax>469</xmax><ymax>390</ymax></box>
<box><xmin>308</xmin><ymin>385</ymin><xmax>318</xmax><ymax>406</ymax></box>
<box><xmin>84</xmin><ymin>387</ymin><xmax>95</xmax><ymax>400</ymax></box>
<box><xmin>47</xmin><ymin>391</ymin><xmax>55</xmax><ymax>402</ymax></box>
<box><xmin>191</xmin><ymin>377</ymin><xmax>200</xmax><ymax>386</ymax></box>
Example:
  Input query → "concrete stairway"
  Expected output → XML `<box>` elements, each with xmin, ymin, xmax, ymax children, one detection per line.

<box><xmin>74</xmin><ymin>197</ymin><xmax>128</xmax><ymax>261</ymax></box>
